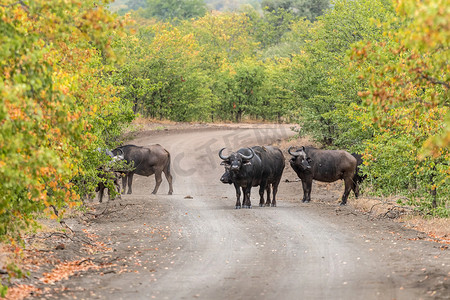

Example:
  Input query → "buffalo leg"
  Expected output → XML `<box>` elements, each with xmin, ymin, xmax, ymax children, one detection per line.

<box><xmin>163</xmin><ymin>167</ymin><xmax>173</xmax><ymax>195</ymax></box>
<box><xmin>97</xmin><ymin>184</ymin><xmax>105</xmax><ymax>203</ymax></box>
<box><xmin>243</xmin><ymin>186</ymin><xmax>252</xmax><ymax>209</ymax></box>
<box><xmin>352</xmin><ymin>179</ymin><xmax>360</xmax><ymax>198</ymax></box>
<box><xmin>272</xmin><ymin>180</ymin><xmax>281</xmax><ymax>207</ymax></box>
<box><xmin>234</xmin><ymin>183</ymin><xmax>241</xmax><ymax>209</ymax></box>
<box><xmin>265</xmin><ymin>185</ymin><xmax>271</xmax><ymax>207</ymax></box>
<box><xmin>340</xmin><ymin>177</ymin><xmax>353</xmax><ymax>205</ymax></box>
<box><xmin>259</xmin><ymin>180</ymin><xmax>267</xmax><ymax>207</ymax></box>
<box><xmin>121</xmin><ymin>175</ymin><xmax>127</xmax><ymax>194</ymax></box>
<box><xmin>152</xmin><ymin>169</ymin><xmax>163</xmax><ymax>194</ymax></box>
<box><xmin>301</xmin><ymin>180</ymin><xmax>312</xmax><ymax>203</ymax></box>
<box><xmin>127</xmin><ymin>173</ymin><xmax>134</xmax><ymax>194</ymax></box>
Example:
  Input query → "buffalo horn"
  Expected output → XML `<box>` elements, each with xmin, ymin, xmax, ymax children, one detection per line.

<box><xmin>117</xmin><ymin>148</ymin><xmax>124</xmax><ymax>160</ymax></box>
<box><xmin>219</xmin><ymin>148</ymin><xmax>230</xmax><ymax>160</ymax></box>
<box><xmin>240</xmin><ymin>148</ymin><xmax>254</xmax><ymax>160</ymax></box>
<box><xmin>288</xmin><ymin>146</ymin><xmax>300</xmax><ymax>157</ymax></box>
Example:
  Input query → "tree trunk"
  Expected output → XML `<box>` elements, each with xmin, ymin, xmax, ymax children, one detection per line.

<box><xmin>236</xmin><ymin>109</ymin><xmax>242</xmax><ymax>123</ymax></box>
<box><xmin>430</xmin><ymin>165</ymin><xmax>437</xmax><ymax>208</ymax></box>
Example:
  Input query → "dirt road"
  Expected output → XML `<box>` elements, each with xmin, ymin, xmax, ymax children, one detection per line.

<box><xmin>30</xmin><ymin>125</ymin><xmax>448</xmax><ymax>299</ymax></box>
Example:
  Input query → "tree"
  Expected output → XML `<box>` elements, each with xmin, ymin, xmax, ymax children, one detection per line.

<box><xmin>218</xmin><ymin>58</ymin><xmax>265</xmax><ymax>122</ymax></box>
<box><xmin>115</xmin><ymin>21</ymin><xmax>215</xmax><ymax>121</ymax></box>
<box><xmin>352</xmin><ymin>0</ymin><xmax>449</xmax><ymax>214</ymax></box>
<box><xmin>0</xmin><ymin>0</ymin><xmax>132</xmax><ymax>247</ymax></box>
<box><xmin>289</xmin><ymin>0</ymin><xmax>394</xmax><ymax>146</ymax></box>
<box><xmin>261</xmin><ymin>0</ymin><xmax>330</xmax><ymax>21</ymax></box>
<box><xmin>142</xmin><ymin>0</ymin><xmax>207</xmax><ymax>21</ymax></box>
<box><xmin>187</xmin><ymin>11</ymin><xmax>260</xmax><ymax>64</ymax></box>
<box><xmin>251</xmin><ymin>6</ymin><xmax>296</xmax><ymax>49</ymax></box>
<box><xmin>260</xmin><ymin>57</ymin><xmax>297</xmax><ymax>122</ymax></box>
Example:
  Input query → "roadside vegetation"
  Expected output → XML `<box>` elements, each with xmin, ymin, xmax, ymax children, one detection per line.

<box><xmin>0</xmin><ymin>0</ymin><xmax>448</xmax><ymax>295</ymax></box>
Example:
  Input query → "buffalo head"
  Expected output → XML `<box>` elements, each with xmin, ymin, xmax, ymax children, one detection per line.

<box><xmin>101</xmin><ymin>148</ymin><xmax>124</xmax><ymax>161</ymax></box>
<box><xmin>288</xmin><ymin>146</ymin><xmax>312</xmax><ymax>170</ymax></box>
<box><xmin>112</xmin><ymin>148</ymin><xmax>124</xmax><ymax>161</ymax></box>
<box><xmin>220</xmin><ymin>168</ymin><xmax>233</xmax><ymax>184</ymax></box>
<box><xmin>219</xmin><ymin>147</ymin><xmax>254</xmax><ymax>173</ymax></box>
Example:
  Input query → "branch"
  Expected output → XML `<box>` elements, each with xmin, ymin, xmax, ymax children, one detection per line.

<box><xmin>84</xmin><ymin>201</ymin><xmax>110</xmax><ymax>217</ymax></box>
<box><xmin>0</xmin><ymin>0</ymin><xmax>27</xmax><ymax>8</ymax></box>
<box><xmin>420</xmin><ymin>74</ymin><xmax>450</xmax><ymax>89</ymax></box>
<box><xmin>50</xmin><ymin>205</ymin><xmax>74</xmax><ymax>233</ymax></box>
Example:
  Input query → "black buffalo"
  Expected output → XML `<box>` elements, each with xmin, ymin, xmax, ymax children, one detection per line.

<box><xmin>112</xmin><ymin>144</ymin><xmax>173</xmax><ymax>195</ymax></box>
<box><xmin>96</xmin><ymin>171</ymin><xmax>121</xmax><ymax>203</ymax></box>
<box><xmin>220</xmin><ymin>168</ymin><xmax>233</xmax><ymax>184</ymax></box>
<box><xmin>220</xmin><ymin>167</ymin><xmax>278</xmax><ymax>208</ymax></box>
<box><xmin>219</xmin><ymin>146</ymin><xmax>285</xmax><ymax>208</ymax></box>
<box><xmin>288</xmin><ymin>146</ymin><xmax>357</xmax><ymax>205</ymax></box>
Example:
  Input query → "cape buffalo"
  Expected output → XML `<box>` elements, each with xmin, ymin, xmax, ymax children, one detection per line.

<box><xmin>113</xmin><ymin>144</ymin><xmax>173</xmax><ymax>195</ymax></box>
<box><xmin>96</xmin><ymin>171</ymin><xmax>121</xmax><ymax>203</ymax></box>
<box><xmin>219</xmin><ymin>146</ymin><xmax>285</xmax><ymax>208</ymax></box>
<box><xmin>288</xmin><ymin>146</ymin><xmax>357</xmax><ymax>205</ymax></box>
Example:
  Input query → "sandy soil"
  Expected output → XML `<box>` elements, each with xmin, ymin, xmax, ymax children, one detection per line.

<box><xmin>4</xmin><ymin>124</ymin><xmax>449</xmax><ymax>300</ymax></box>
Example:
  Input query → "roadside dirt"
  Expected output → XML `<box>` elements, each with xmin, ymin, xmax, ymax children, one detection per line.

<box><xmin>2</xmin><ymin>123</ymin><xmax>449</xmax><ymax>300</ymax></box>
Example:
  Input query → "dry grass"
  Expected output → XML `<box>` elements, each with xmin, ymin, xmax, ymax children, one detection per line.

<box><xmin>353</xmin><ymin>195</ymin><xmax>450</xmax><ymax>243</ymax></box>
<box><xmin>399</xmin><ymin>215</ymin><xmax>450</xmax><ymax>243</ymax></box>
<box><xmin>273</xmin><ymin>133</ymin><xmax>318</xmax><ymax>150</ymax></box>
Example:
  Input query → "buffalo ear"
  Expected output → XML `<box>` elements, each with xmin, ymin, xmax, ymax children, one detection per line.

<box><xmin>301</xmin><ymin>146</ymin><xmax>306</xmax><ymax>151</ymax></box>
<box><xmin>243</xmin><ymin>162</ymin><xmax>252</xmax><ymax>166</ymax></box>
<box><xmin>220</xmin><ymin>161</ymin><xmax>229</xmax><ymax>166</ymax></box>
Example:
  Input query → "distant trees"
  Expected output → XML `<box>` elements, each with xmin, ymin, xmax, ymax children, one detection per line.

<box><xmin>261</xmin><ymin>0</ymin><xmax>330</xmax><ymax>21</ymax></box>
<box><xmin>141</xmin><ymin>0</ymin><xmax>207</xmax><ymax>20</ymax></box>
<box><xmin>289</xmin><ymin>0</ymin><xmax>395</xmax><ymax>147</ymax></box>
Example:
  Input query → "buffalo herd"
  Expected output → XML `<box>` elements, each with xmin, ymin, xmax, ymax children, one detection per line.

<box><xmin>98</xmin><ymin>143</ymin><xmax>364</xmax><ymax>208</ymax></box>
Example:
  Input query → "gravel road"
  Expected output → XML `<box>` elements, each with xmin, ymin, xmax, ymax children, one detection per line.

<box><xmin>36</xmin><ymin>124</ymin><xmax>448</xmax><ymax>300</ymax></box>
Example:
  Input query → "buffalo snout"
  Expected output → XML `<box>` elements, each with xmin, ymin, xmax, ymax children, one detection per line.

<box><xmin>302</xmin><ymin>160</ymin><xmax>312</xmax><ymax>169</ymax></box>
<box><xmin>231</xmin><ymin>165</ymin><xmax>240</xmax><ymax>172</ymax></box>
<box><xmin>220</xmin><ymin>173</ymin><xmax>232</xmax><ymax>184</ymax></box>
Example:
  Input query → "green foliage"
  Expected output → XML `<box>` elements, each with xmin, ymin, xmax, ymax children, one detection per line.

<box><xmin>218</xmin><ymin>58</ymin><xmax>266</xmax><ymax>122</ymax></box>
<box><xmin>0</xmin><ymin>0</ymin><xmax>133</xmax><ymax>243</ymax></box>
<box><xmin>141</xmin><ymin>0</ymin><xmax>207</xmax><ymax>21</ymax></box>
<box><xmin>261</xmin><ymin>0</ymin><xmax>330</xmax><ymax>21</ymax></box>
<box><xmin>260</xmin><ymin>58</ymin><xmax>297</xmax><ymax>121</ymax></box>
<box><xmin>0</xmin><ymin>262</ymin><xmax>28</xmax><ymax>296</ymax></box>
<box><xmin>288</xmin><ymin>0</ymin><xmax>394</xmax><ymax>146</ymax></box>
<box><xmin>350</xmin><ymin>0</ymin><xmax>450</xmax><ymax>215</ymax></box>
<box><xmin>251</xmin><ymin>7</ymin><xmax>296</xmax><ymax>49</ymax></box>
<box><xmin>114</xmin><ymin>22</ymin><xmax>215</xmax><ymax>121</ymax></box>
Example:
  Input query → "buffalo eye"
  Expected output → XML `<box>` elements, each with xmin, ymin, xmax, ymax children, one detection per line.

<box><xmin>220</xmin><ymin>161</ymin><xmax>230</xmax><ymax>166</ymax></box>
